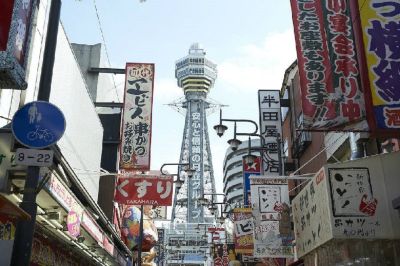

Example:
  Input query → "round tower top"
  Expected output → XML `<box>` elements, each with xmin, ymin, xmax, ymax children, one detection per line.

<box><xmin>175</xmin><ymin>43</ymin><xmax>217</xmax><ymax>93</ymax></box>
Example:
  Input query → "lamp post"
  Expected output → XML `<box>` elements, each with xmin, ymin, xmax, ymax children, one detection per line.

<box><xmin>213</xmin><ymin>109</ymin><xmax>283</xmax><ymax>175</ymax></box>
<box><xmin>159</xmin><ymin>162</ymin><xmax>194</xmax><ymax>266</ymax></box>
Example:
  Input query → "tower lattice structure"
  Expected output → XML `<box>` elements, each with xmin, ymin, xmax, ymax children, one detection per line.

<box><xmin>171</xmin><ymin>43</ymin><xmax>218</xmax><ymax>224</ymax></box>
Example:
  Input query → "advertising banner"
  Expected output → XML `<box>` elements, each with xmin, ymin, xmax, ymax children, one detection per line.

<box><xmin>213</xmin><ymin>243</ymin><xmax>236</xmax><ymax>266</ymax></box>
<box><xmin>243</xmin><ymin>156</ymin><xmax>261</xmax><ymax>207</ymax></box>
<box><xmin>233</xmin><ymin>208</ymin><xmax>254</xmax><ymax>254</ymax></box>
<box><xmin>293</xmin><ymin>152</ymin><xmax>400</xmax><ymax>258</ymax></box>
<box><xmin>290</xmin><ymin>0</ymin><xmax>366</xmax><ymax>130</ymax></box>
<box><xmin>250</xmin><ymin>176</ymin><xmax>293</xmax><ymax>258</ymax></box>
<box><xmin>115</xmin><ymin>173</ymin><xmax>173</xmax><ymax>206</ymax></box>
<box><xmin>356</xmin><ymin>0</ymin><xmax>400</xmax><ymax>135</ymax></box>
<box><xmin>258</xmin><ymin>90</ymin><xmax>283</xmax><ymax>176</ymax></box>
<box><xmin>120</xmin><ymin>63</ymin><xmax>154</xmax><ymax>170</ymax></box>
<box><xmin>208</xmin><ymin>227</ymin><xmax>226</xmax><ymax>244</ymax></box>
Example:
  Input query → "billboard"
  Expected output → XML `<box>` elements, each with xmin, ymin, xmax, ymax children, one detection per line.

<box><xmin>292</xmin><ymin>152</ymin><xmax>400</xmax><ymax>258</ymax></box>
<box><xmin>115</xmin><ymin>173</ymin><xmax>174</xmax><ymax>206</ymax></box>
<box><xmin>250</xmin><ymin>176</ymin><xmax>293</xmax><ymax>258</ymax></box>
<box><xmin>0</xmin><ymin>0</ymin><xmax>34</xmax><ymax>89</ymax></box>
<box><xmin>233</xmin><ymin>208</ymin><xmax>254</xmax><ymax>254</ymax></box>
<box><xmin>119</xmin><ymin>63</ymin><xmax>154</xmax><ymax>170</ymax></box>
<box><xmin>290</xmin><ymin>0</ymin><xmax>366</xmax><ymax>130</ymax></box>
<box><xmin>243</xmin><ymin>156</ymin><xmax>261</xmax><ymax>206</ymax></box>
<box><xmin>354</xmin><ymin>0</ymin><xmax>400</xmax><ymax>135</ymax></box>
<box><xmin>258</xmin><ymin>90</ymin><xmax>283</xmax><ymax>176</ymax></box>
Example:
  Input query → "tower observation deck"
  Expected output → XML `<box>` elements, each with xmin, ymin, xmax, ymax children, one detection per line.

<box><xmin>172</xmin><ymin>43</ymin><xmax>218</xmax><ymax>224</ymax></box>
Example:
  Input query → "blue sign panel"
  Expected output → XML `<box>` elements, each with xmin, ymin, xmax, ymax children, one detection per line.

<box><xmin>11</xmin><ymin>101</ymin><xmax>66</xmax><ymax>149</ymax></box>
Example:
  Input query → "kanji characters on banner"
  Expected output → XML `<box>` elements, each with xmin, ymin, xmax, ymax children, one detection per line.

<box><xmin>290</xmin><ymin>0</ymin><xmax>366</xmax><ymax>130</ymax></box>
<box><xmin>250</xmin><ymin>176</ymin><xmax>293</xmax><ymax>258</ymax></box>
<box><xmin>354</xmin><ymin>0</ymin><xmax>400</xmax><ymax>135</ymax></box>
<box><xmin>119</xmin><ymin>63</ymin><xmax>154</xmax><ymax>170</ymax></box>
<box><xmin>233</xmin><ymin>208</ymin><xmax>254</xmax><ymax>254</ymax></box>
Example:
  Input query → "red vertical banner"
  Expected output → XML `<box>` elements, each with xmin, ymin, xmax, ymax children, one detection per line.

<box><xmin>119</xmin><ymin>63</ymin><xmax>154</xmax><ymax>170</ymax></box>
<box><xmin>0</xmin><ymin>1</ymin><xmax>15</xmax><ymax>51</ymax></box>
<box><xmin>0</xmin><ymin>0</ymin><xmax>34</xmax><ymax>90</ymax></box>
<box><xmin>290</xmin><ymin>0</ymin><xmax>366</xmax><ymax>130</ymax></box>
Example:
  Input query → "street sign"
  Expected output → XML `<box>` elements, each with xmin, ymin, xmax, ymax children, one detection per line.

<box><xmin>15</xmin><ymin>148</ymin><xmax>54</xmax><ymax>167</ymax></box>
<box><xmin>11</xmin><ymin>101</ymin><xmax>66</xmax><ymax>149</ymax></box>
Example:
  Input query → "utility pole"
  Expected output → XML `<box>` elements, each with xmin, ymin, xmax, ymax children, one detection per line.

<box><xmin>11</xmin><ymin>0</ymin><xmax>61</xmax><ymax>265</ymax></box>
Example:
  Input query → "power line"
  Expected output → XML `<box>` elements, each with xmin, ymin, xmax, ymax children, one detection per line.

<box><xmin>92</xmin><ymin>0</ymin><xmax>121</xmax><ymax>102</ymax></box>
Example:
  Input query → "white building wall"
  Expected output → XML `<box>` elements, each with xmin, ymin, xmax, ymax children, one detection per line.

<box><xmin>0</xmin><ymin>0</ymin><xmax>103</xmax><ymax>201</ymax></box>
<box><xmin>50</xmin><ymin>25</ymin><xmax>103</xmax><ymax>201</ymax></box>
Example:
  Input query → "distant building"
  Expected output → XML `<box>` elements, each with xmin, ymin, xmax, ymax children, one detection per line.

<box><xmin>223</xmin><ymin>139</ymin><xmax>260</xmax><ymax>209</ymax></box>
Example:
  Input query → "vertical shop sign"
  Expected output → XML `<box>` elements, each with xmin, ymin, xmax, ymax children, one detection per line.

<box><xmin>243</xmin><ymin>156</ymin><xmax>261</xmax><ymax>206</ymax></box>
<box><xmin>233</xmin><ymin>208</ymin><xmax>254</xmax><ymax>254</ymax></box>
<box><xmin>356</xmin><ymin>0</ymin><xmax>400</xmax><ymax>134</ymax></box>
<box><xmin>290</xmin><ymin>0</ymin><xmax>365</xmax><ymax>130</ymax></box>
<box><xmin>258</xmin><ymin>90</ymin><xmax>282</xmax><ymax>176</ymax></box>
<box><xmin>250</xmin><ymin>176</ymin><xmax>293</xmax><ymax>258</ymax></box>
<box><xmin>120</xmin><ymin>63</ymin><xmax>154</xmax><ymax>170</ymax></box>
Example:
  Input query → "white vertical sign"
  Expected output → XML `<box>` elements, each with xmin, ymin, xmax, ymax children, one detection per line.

<box><xmin>119</xmin><ymin>63</ymin><xmax>154</xmax><ymax>170</ymax></box>
<box><xmin>258</xmin><ymin>90</ymin><xmax>282</xmax><ymax>176</ymax></box>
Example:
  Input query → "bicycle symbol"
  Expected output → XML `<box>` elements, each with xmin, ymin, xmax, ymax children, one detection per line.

<box><xmin>27</xmin><ymin>125</ymin><xmax>54</xmax><ymax>142</ymax></box>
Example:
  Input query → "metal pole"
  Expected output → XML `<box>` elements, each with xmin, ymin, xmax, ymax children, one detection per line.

<box><xmin>37</xmin><ymin>0</ymin><xmax>62</xmax><ymax>102</ymax></box>
<box><xmin>10</xmin><ymin>166</ymin><xmax>40</xmax><ymax>265</ymax></box>
<box><xmin>137</xmin><ymin>204</ymin><xmax>144</xmax><ymax>266</ymax></box>
<box><xmin>11</xmin><ymin>1</ymin><xmax>61</xmax><ymax>265</ymax></box>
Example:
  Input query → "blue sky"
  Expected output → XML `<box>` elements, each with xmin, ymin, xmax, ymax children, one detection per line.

<box><xmin>61</xmin><ymin>0</ymin><xmax>296</xmax><ymax>193</ymax></box>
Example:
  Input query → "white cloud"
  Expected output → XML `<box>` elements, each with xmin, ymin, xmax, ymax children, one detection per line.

<box><xmin>153</xmin><ymin>78</ymin><xmax>183</xmax><ymax>104</ymax></box>
<box><xmin>218</xmin><ymin>29</ymin><xmax>296</xmax><ymax>91</ymax></box>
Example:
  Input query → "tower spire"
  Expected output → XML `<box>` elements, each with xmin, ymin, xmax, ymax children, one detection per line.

<box><xmin>172</xmin><ymin>44</ymin><xmax>218</xmax><ymax>223</ymax></box>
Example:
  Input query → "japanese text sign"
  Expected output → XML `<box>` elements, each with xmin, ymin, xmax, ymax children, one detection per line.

<box><xmin>243</xmin><ymin>156</ymin><xmax>261</xmax><ymax>207</ymax></box>
<box><xmin>115</xmin><ymin>173</ymin><xmax>173</xmax><ymax>206</ymax></box>
<box><xmin>187</xmin><ymin>102</ymin><xmax>205</xmax><ymax>222</ymax></box>
<box><xmin>357</xmin><ymin>0</ymin><xmax>400</xmax><ymax>133</ymax></box>
<box><xmin>290</xmin><ymin>0</ymin><xmax>366</xmax><ymax>130</ymax></box>
<box><xmin>233</xmin><ymin>208</ymin><xmax>254</xmax><ymax>254</ymax></box>
<box><xmin>120</xmin><ymin>63</ymin><xmax>154</xmax><ymax>171</ymax></box>
<box><xmin>250</xmin><ymin>176</ymin><xmax>293</xmax><ymax>258</ymax></box>
<box><xmin>293</xmin><ymin>152</ymin><xmax>400</xmax><ymax>258</ymax></box>
<box><xmin>258</xmin><ymin>90</ymin><xmax>282</xmax><ymax>176</ymax></box>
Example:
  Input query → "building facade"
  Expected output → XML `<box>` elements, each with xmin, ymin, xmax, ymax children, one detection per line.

<box><xmin>0</xmin><ymin>1</ymin><xmax>130</xmax><ymax>265</ymax></box>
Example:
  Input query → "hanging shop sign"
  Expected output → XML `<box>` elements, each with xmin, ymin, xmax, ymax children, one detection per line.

<box><xmin>354</xmin><ymin>0</ymin><xmax>400</xmax><ymax>135</ymax></box>
<box><xmin>233</xmin><ymin>208</ymin><xmax>254</xmax><ymax>254</ymax></box>
<box><xmin>250</xmin><ymin>176</ymin><xmax>293</xmax><ymax>258</ymax></box>
<box><xmin>258</xmin><ymin>90</ymin><xmax>283</xmax><ymax>176</ymax></box>
<box><xmin>290</xmin><ymin>0</ymin><xmax>366</xmax><ymax>130</ymax></box>
<box><xmin>213</xmin><ymin>243</ymin><xmax>236</xmax><ymax>266</ymax></box>
<box><xmin>66</xmin><ymin>210</ymin><xmax>81</xmax><ymax>238</ymax></box>
<box><xmin>292</xmin><ymin>152</ymin><xmax>400</xmax><ymax>258</ymax></box>
<box><xmin>243</xmin><ymin>156</ymin><xmax>261</xmax><ymax>207</ymax></box>
<box><xmin>119</xmin><ymin>63</ymin><xmax>154</xmax><ymax>171</ymax></box>
<box><xmin>0</xmin><ymin>0</ymin><xmax>34</xmax><ymax>90</ymax></box>
<box><xmin>115</xmin><ymin>173</ymin><xmax>173</xmax><ymax>206</ymax></box>
<box><xmin>208</xmin><ymin>227</ymin><xmax>226</xmax><ymax>244</ymax></box>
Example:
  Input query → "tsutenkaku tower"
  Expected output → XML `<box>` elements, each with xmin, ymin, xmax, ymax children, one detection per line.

<box><xmin>172</xmin><ymin>43</ymin><xmax>218</xmax><ymax>223</ymax></box>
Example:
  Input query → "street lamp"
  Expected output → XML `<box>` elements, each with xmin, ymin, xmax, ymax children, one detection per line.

<box><xmin>160</xmin><ymin>162</ymin><xmax>195</xmax><ymax>191</ymax></box>
<box><xmin>213</xmin><ymin>109</ymin><xmax>283</xmax><ymax>174</ymax></box>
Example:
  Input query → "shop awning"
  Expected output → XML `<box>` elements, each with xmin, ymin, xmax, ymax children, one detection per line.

<box><xmin>0</xmin><ymin>194</ymin><xmax>30</xmax><ymax>221</ymax></box>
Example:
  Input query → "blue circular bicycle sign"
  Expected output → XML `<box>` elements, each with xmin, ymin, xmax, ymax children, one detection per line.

<box><xmin>11</xmin><ymin>101</ymin><xmax>66</xmax><ymax>149</ymax></box>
